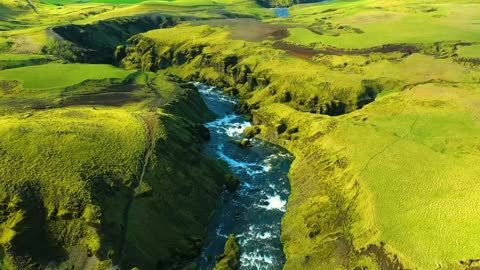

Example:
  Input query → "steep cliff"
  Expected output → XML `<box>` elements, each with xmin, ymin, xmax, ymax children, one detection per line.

<box><xmin>50</xmin><ymin>14</ymin><xmax>182</xmax><ymax>63</ymax></box>
<box><xmin>118</xmin><ymin>20</ymin><xmax>480</xmax><ymax>269</ymax></box>
<box><xmin>0</xmin><ymin>71</ymin><xmax>230</xmax><ymax>270</ymax></box>
<box><xmin>121</xmin><ymin>25</ymin><xmax>380</xmax><ymax>117</ymax></box>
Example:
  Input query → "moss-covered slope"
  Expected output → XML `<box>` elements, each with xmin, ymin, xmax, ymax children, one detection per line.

<box><xmin>213</xmin><ymin>235</ymin><xmax>240</xmax><ymax>270</ymax></box>
<box><xmin>122</xmin><ymin>25</ymin><xmax>383</xmax><ymax>116</ymax></box>
<box><xmin>122</xmin><ymin>24</ymin><xmax>480</xmax><ymax>117</ymax></box>
<box><xmin>0</xmin><ymin>66</ymin><xmax>229</xmax><ymax>270</ymax></box>
<box><xmin>252</xmin><ymin>81</ymin><xmax>480</xmax><ymax>269</ymax></box>
<box><xmin>3</xmin><ymin>0</ymin><xmax>480</xmax><ymax>269</ymax></box>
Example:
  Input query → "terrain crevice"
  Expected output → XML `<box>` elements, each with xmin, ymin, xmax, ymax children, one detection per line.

<box><xmin>121</xmin><ymin>33</ymin><xmax>384</xmax><ymax>117</ymax></box>
<box><xmin>50</xmin><ymin>14</ymin><xmax>184</xmax><ymax>63</ymax></box>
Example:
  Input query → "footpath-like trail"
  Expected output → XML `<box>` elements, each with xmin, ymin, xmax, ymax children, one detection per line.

<box><xmin>120</xmin><ymin>113</ymin><xmax>157</xmax><ymax>264</ymax></box>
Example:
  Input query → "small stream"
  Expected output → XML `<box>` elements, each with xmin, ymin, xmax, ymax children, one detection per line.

<box><xmin>195</xmin><ymin>83</ymin><xmax>293</xmax><ymax>270</ymax></box>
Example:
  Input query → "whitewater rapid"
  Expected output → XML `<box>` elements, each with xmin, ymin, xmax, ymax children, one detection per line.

<box><xmin>195</xmin><ymin>83</ymin><xmax>292</xmax><ymax>270</ymax></box>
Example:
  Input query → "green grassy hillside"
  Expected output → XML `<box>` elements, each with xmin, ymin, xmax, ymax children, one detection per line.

<box><xmin>1</xmin><ymin>0</ymin><xmax>480</xmax><ymax>269</ymax></box>
<box><xmin>123</xmin><ymin>23</ymin><xmax>480</xmax><ymax>115</ymax></box>
<box><xmin>0</xmin><ymin>106</ymin><xmax>145</xmax><ymax>269</ymax></box>
<box><xmin>256</xmin><ymin>0</ymin><xmax>326</xmax><ymax>8</ymax></box>
<box><xmin>254</xmin><ymin>82</ymin><xmax>480</xmax><ymax>269</ymax></box>
<box><xmin>284</xmin><ymin>0</ymin><xmax>480</xmax><ymax>48</ymax></box>
<box><xmin>0</xmin><ymin>62</ymin><xmax>230</xmax><ymax>269</ymax></box>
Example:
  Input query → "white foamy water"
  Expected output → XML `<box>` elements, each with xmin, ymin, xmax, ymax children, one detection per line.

<box><xmin>196</xmin><ymin>83</ymin><xmax>292</xmax><ymax>270</ymax></box>
<box><xmin>260</xmin><ymin>195</ymin><xmax>287</xmax><ymax>212</ymax></box>
<box><xmin>195</xmin><ymin>83</ymin><xmax>237</xmax><ymax>105</ymax></box>
<box><xmin>240</xmin><ymin>251</ymin><xmax>274</xmax><ymax>268</ymax></box>
<box><xmin>256</xmin><ymin>232</ymin><xmax>273</xmax><ymax>240</ymax></box>
<box><xmin>216</xmin><ymin>144</ymin><xmax>272</xmax><ymax>176</ymax></box>
<box><xmin>207</xmin><ymin>114</ymin><xmax>251</xmax><ymax>137</ymax></box>
<box><xmin>225</xmin><ymin>122</ymin><xmax>251</xmax><ymax>137</ymax></box>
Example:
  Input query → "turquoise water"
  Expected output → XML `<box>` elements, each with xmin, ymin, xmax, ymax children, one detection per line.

<box><xmin>196</xmin><ymin>83</ymin><xmax>292</xmax><ymax>270</ymax></box>
<box><xmin>274</xmin><ymin>8</ymin><xmax>290</xmax><ymax>18</ymax></box>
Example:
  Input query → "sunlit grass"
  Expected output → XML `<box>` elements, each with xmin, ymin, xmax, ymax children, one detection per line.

<box><xmin>0</xmin><ymin>63</ymin><xmax>134</xmax><ymax>89</ymax></box>
<box><xmin>285</xmin><ymin>0</ymin><xmax>480</xmax><ymax>48</ymax></box>
<box><xmin>256</xmin><ymin>83</ymin><xmax>480</xmax><ymax>269</ymax></box>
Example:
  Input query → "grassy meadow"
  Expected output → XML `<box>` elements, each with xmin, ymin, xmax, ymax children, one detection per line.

<box><xmin>254</xmin><ymin>81</ymin><xmax>480</xmax><ymax>269</ymax></box>
<box><xmin>0</xmin><ymin>63</ymin><xmax>134</xmax><ymax>89</ymax></box>
<box><xmin>0</xmin><ymin>106</ymin><xmax>146</xmax><ymax>269</ymax></box>
<box><xmin>283</xmin><ymin>0</ymin><xmax>480</xmax><ymax>48</ymax></box>
<box><xmin>0</xmin><ymin>60</ymin><xmax>229</xmax><ymax>269</ymax></box>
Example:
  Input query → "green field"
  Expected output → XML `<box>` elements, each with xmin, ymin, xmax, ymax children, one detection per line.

<box><xmin>345</xmin><ymin>84</ymin><xmax>480</xmax><ymax>268</ymax></box>
<box><xmin>41</xmin><ymin>0</ymin><xmax>155</xmax><ymax>4</ymax></box>
<box><xmin>0</xmin><ymin>63</ymin><xmax>134</xmax><ymax>89</ymax></box>
<box><xmin>0</xmin><ymin>106</ymin><xmax>146</xmax><ymax>268</ymax></box>
<box><xmin>283</xmin><ymin>0</ymin><xmax>480</xmax><ymax>48</ymax></box>
<box><xmin>0</xmin><ymin>60</ymin><xmax>228</xmax><ymax>269</ymax></box>
<box><xmin>457</xmin><ymin>44</ymin><xmax>480</xmax><ymax>58</ymax></box>
<box><xmin>121</xmin><ymin>1</ymin><xmax>480</xmax><ymax>268</ymax></box>
<box><xmin>0</xmin><ymin>54</ymin><xmax>53</xmax><ymax>70</ymax></box>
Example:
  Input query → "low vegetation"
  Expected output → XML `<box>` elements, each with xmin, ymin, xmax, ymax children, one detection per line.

<box><xmin>213</xmin><ymin>235</ymin><xmax>241</xmax><ymax>270</ymax></box>
<box><xmin>254</xmin><ymin>81</ymin><xmax>480</xmax><ymax>269</ymax></box>
<box><xmin>256</xmin><ymin>0</ymin><xmax>325</xmax><ymax>8</ymax></box>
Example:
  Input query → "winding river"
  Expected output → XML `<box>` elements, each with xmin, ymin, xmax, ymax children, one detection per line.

<box><xmin>195</xmin><ymin>83</ymin><xmax>293</xmax><ymax>270</ymax></box>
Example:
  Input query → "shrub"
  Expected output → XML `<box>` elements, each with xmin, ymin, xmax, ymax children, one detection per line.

<box><xmin>244</xmin><ymin>125</ymin><xmax>261</xmax><ymax>139</ymax></box>
<box><xmin>224</xmin><ymin>174</ymin><xmax>240</xmax><ymax>192</ymax></box>
<box><xmin>214</xmin><ymin>234</ymin><xmax>240</xmax><ymax>270</ymax></box>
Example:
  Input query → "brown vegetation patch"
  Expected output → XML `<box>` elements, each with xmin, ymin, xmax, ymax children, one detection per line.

<box><xmin>273</xmin><ymin>41</ymin><xmax>419</xmax><ymax>59</ymax></box>
<box><xmin>273</xmin><ymin>41</ymin><xmax>317</xmax><ymax>59</ymax></box>
<box><xmin>61</xmin><ymin>92</ymin><xmax>142</xmax><ymax>107</ymax></box>
<box><xmin>359</xmin><ymin>244</ymin><xmax>405</xmax><ymax>270</ymax></box>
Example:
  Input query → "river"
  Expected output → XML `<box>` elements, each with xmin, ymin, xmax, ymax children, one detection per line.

<box><xmin>195</xmin><ymin>83</ymin><xmax>292</xmax><ymax>270</ymax></box>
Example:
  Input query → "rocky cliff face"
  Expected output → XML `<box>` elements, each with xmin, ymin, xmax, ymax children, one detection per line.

<box><xmin>120</xmin><ymin>83</ymin><xmax>227</xmax><ymax>270</ymax></box>
<box><xmin>121</xmin><ymin>31</ymin><xmax>376</xmax><ymax>117</ymax></box>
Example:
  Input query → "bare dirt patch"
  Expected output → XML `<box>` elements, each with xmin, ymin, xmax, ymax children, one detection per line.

<box><xmin>273</xmin><ymin>41</ymin><xmax>317</xmax><ymax>59</ymax></box>
<box><xmin>359</xmin><ymin>244</ymin><xmax>405</xmax><ymax>270</ymax></box>
<box><xmin>61</xmin><ymin>92</ymin><xmax>141</xmax><ymax>107</ymax></box>
<box><xmin>193</xmin><ymin>19</ymin><xmax>290</xmax><ymax>42</ymax></box>
<box><xmin>341</xmin><ymin>11</ymin><xmax>405</xmax><ymax>25</ymax></box>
